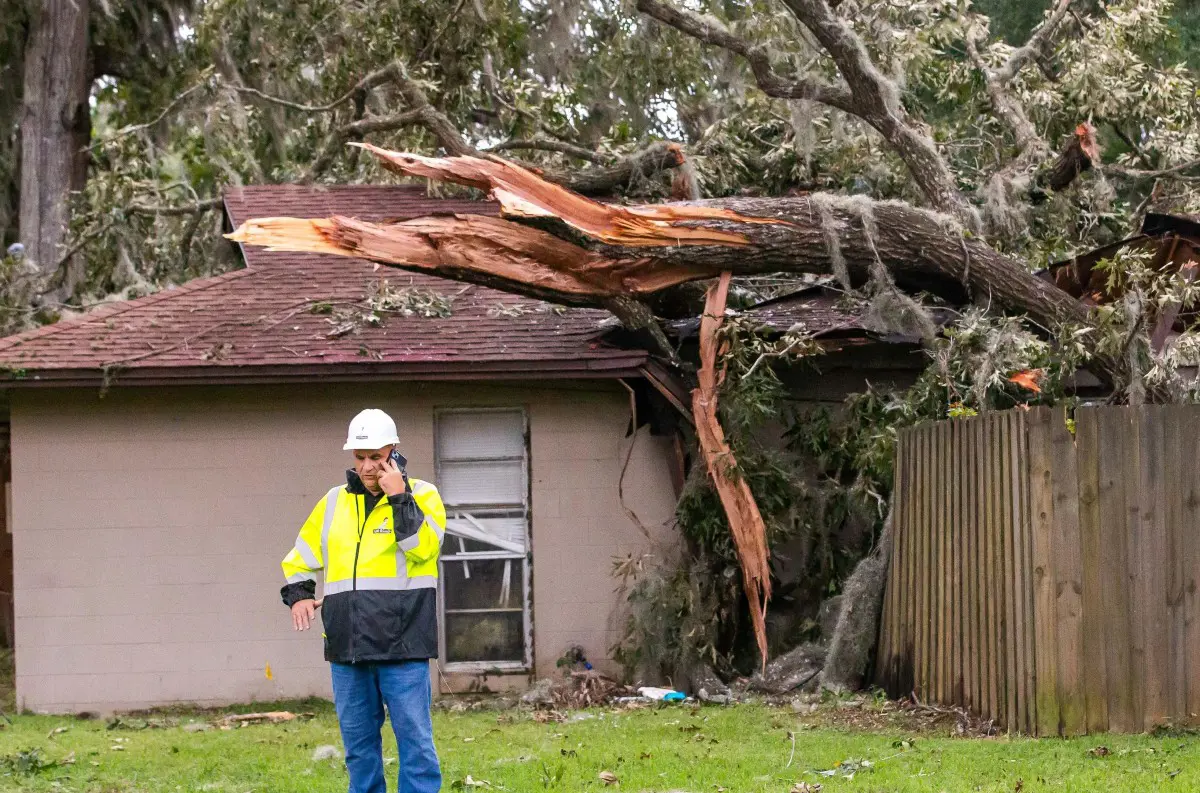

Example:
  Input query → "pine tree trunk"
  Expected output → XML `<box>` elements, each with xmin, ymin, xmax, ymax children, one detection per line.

<box><xmin>19</xmin><ymin>0</ymin><xmax>91</xmax><ymax>294</ymax></box>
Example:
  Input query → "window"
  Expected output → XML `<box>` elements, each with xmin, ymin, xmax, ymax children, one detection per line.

<box><xmin>435</xmin><ymin>408</ymin><xmax>530</xmax><ymax>670</ymax></box>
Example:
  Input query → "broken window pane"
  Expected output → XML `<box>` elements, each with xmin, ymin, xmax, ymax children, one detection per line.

<box><xmin>443</xmin><ymin>557</ymin><xmax>525</xmax><ymax>611</ymax></box>
<box><xmin>444</xmin><ymin>612</ymin><xmax>524</xmax><ymax>664</ymax></box>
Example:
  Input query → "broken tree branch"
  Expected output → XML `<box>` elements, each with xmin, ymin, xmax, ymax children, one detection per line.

<box><xmin>299</xmin><ymin>66</ymin><xmax>688</xmax><ymax>193</ymax></box>
<box><xmin>780</xmin><ymin>0</ymin><xmax>978</xmax><ymax>227</ymax></box>
<box><xmin>1038</xmin><ymin>122</ymin><xmax>1100</xmax><ymax>191</ymax></box>
<box><xmin>693</xmin><ymin>271</ymin><xmax>771</xmax><ymax>671</ymax></box>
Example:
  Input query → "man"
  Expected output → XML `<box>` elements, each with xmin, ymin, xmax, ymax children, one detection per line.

<box><xmin>281</xmin><ymin>408</ymin><xmax>446</xmax><ymax>793</ymax></box>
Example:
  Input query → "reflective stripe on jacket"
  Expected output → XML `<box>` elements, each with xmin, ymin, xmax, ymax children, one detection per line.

<box><xmin>280</xmin><ymin>469</ymin><xmax>446</xmax><ymax>663</ymax></box>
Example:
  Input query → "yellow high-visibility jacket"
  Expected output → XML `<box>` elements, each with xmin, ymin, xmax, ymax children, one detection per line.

<box><xmin>281</xmin><ymin>469</ymin><xmax>446</xmax><ymax>662</ymax></box>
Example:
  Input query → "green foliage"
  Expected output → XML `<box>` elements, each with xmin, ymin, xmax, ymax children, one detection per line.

<box><xmin>0</xmin><ymin>748</ymin><xmax>54</xmax><ymax>777</ymax></box>
<box><xmin>612</xmin><ymin>553</ymin><xmax>741</xmax><ymax>678</ymax></box>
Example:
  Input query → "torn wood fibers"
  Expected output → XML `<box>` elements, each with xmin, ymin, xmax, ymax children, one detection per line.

<box><xmin>227</xmin><ymin>144</ymin><xmax>775</xmax><ymax>668</ymax></box>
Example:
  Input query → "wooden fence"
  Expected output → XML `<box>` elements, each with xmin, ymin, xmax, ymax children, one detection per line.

<box><xmin>875</xmin><ymin>406</ymin><xmax>1200</xmax><ymax>735</ymax></box>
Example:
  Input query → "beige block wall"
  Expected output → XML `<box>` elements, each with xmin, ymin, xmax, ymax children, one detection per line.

<box><xmin>11</xmin><ymin>380</ymin><xmax>678</xmax><ymax>713</ymax></box>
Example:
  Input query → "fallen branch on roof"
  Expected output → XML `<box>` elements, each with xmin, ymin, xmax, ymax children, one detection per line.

<box><xmin>228</xmin><ymin>145</ymin><xmax>1160</xmax><ymax>396</ymax></box>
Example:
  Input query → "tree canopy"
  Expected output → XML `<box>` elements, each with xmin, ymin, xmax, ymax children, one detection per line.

<box><xmin>4</xmin><ymin>0</ymin><xmax>1200</xmax><ymax>313</ymax></box>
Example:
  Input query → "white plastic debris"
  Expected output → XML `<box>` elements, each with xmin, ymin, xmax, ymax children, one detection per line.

<box><xmin>312</xmin><ymin>745</ymin><xmax>343</xmax><ymax>762</ymax></box>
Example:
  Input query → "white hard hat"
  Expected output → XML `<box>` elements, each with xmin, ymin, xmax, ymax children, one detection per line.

<box><xmin>343</xmin><ymin>408</ymin><xmax>400</xmax><ymax>450</ymax></box>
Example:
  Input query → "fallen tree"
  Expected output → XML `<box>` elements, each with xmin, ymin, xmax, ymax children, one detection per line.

<box><xmin>231</xmin><ymin>144</ymin><xmax>1142</xmax><ymax>391</ymax></box>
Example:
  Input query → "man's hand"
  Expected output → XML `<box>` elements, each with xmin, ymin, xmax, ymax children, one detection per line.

<box><xmin>291</xmin><ymin>599</ymin><xmax>317</xmax><ymax>631</ymax></box>
<box><xmin>379</xmin><ymin>458</ymin><xmax>409</xmax><ymax>496</ymax></box>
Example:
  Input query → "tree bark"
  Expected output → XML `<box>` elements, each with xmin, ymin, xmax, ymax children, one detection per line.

<box><xmin>0</xmin><ymin>8</ymin><xmax>28</xmax><ymax>249</ymax></box>
<box><xmin>19</xmin><ymin>0</ymin><xmax>91</xmax><ymax>295</ymax></box>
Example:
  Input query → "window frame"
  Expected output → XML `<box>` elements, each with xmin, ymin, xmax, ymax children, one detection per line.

<box><xmin>434</xmin><ymin>406</ymin><xmax>532</xmax><ymax>673</ymax></box>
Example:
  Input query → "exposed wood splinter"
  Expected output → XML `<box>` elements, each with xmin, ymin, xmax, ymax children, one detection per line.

<box><xmin>352</xmin><ymin>143</ymin><xmax>787</xmax><ymax>247</ymax></box>
<box><xmin>228</xmin><ymin>213</ymin><xmax>718</xmax><ymax>303</ymax></box>
<box><xmin>692</xmin><ymin>271</ymin><xmax>772</xmax><ymax>671</ymax></box>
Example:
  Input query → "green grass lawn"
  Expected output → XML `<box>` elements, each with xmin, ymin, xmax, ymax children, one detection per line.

<box><xmin>0</xmin><ymin>696</ymin><xmax>1197</xmax><ymax>792</ymax></box>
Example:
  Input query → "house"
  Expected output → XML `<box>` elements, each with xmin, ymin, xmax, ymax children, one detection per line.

<box><xmin>0</xmin><ymin>185</ymin><xmax>681</xmax><ymax>713</ymax></box>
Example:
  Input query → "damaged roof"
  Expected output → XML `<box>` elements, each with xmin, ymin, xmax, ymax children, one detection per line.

<box><xmin>1041</xmin><ymin>212</ymin><xmax>1200</xmax><ymax>304</ymax></box>
<box><xmin>0</xmin><ymin>185</ymin><xmax>646</xmax><ymax>387</ymax></box>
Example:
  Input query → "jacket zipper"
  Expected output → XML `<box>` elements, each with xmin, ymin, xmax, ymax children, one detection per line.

<box><xmin>348</xmin><ymin>495</ymin><xmax>373</xmax><ymax>663</ymax></box>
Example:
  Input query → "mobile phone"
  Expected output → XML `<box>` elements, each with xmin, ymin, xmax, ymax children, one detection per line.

<box><xmin>389</xmin><ymin>449</ymin><xmax>408</xmax><ymax>472</ymax></box>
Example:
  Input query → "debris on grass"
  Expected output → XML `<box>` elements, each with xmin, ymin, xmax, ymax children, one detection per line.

<box><xmin>220</xmin><ymin>710</ymin><xmax>309</xmax><ymax>727</ymax></box>
<box><xmin>311</xmin><ymin>744</ymin><xmax>342</xmax><ymax>762</ymax></box>
<box><xmin>1</xmin><ymin>748</ymin><xmax>56</xmax><ymax>776</ymax></box>
<box><xmin>522</xmin><ymin>671</ymin><xmax>635</xmax><ymax>710</ymax></box>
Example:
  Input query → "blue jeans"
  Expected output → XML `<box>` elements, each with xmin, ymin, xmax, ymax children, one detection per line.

<box><xmin>330</xmin><ymin>661</ymin><xmax>442</xmax><ymax>793</ymax></box>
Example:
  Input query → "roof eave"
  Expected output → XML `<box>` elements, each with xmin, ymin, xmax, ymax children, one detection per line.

<box><xmin>0</xmin><ymin>355</ymin><xmax>650</xmax><ymax>389</ymax></box>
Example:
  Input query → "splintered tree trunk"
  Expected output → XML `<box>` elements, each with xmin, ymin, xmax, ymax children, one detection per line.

<box><xmin>19</xmin><ymin>0</ymin><xmax>91</xmax><ymax>293</ymax></box>
<box><xmin>1040</xmin><ymin>122</ymin><xmax>1100</xmax><ymax>193</ymax></box>
<box><xmin>693</xmin><ymin>272</ymin><xmax>771</xmax><ymax>670</ymax></box>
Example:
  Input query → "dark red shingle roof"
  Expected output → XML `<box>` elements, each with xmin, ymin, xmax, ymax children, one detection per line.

<box><xmin>0</xmin><ymin>185</ymin><xmax>644</xmax><ymax>386</ymax></box>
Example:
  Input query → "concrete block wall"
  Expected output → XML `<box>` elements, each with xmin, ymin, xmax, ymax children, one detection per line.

<box><xmin>11</xmin><ymin>380</ymin><xmax>677</xmax><ymax>713</ymax></box>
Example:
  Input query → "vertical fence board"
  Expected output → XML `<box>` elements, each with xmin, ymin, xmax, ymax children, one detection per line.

<box><xmin>1075</xmin><ymin>408</ymin><xmax>1109</xmax><ymax>733</ymax></box>
<box><xmin>1101</xmin><ymin>409</ymin><xmax>1136</xmax><ymax>732</ymax></box>
<box><xmin>1050</xmin><ymin>408</ymin><xmax>1085</xmax><ymax>735</ymax></box>
<box><xmin>985</xmin><ymin>414</ymin><xmax>1002</xmax><ymax>724</ymax></box>
<box><xmin>1186</xmin><ymin>409</ymin><xmax>1200</xmax><ymax>721</ymax></box>
<box><xmin>1008</xmin><ymin>412</ymin><xmax>1028</xmax><ymax>733</ymax></box>
<box><xmin>934</xmin><ymin>421</ymin><xmax>947</xmax><ymax>704</ymax></box>
<box><xmin>1139</xmin><ymin>407</ymin><xmax>1168</xmax><ymax>730</ymax></box>
<box><xmin>903</xmin><ymin>428</ymin><xmax>919</xmax><ymax>697</ymax></box>
<box><xmin>1018</xmin><ymin>411</ymin><xmax>1036</xmax><ymax>733</ymax></box>
<box><xmin>966</xmin><ymin>417</ymin><xmax>980</xmax><ymax>716</ymax></box>
<box><xmin>945</xmin><ymin>419</ymin><xmax>955</xmax><ymax>700</ymax></box>
<box><xmin>1166</xmin><ymin>405</ymin><xmax>1188</xmax><ymax>722</ymax></box>
<box><xmin>954</xmin><ymin>417</ymin><xmax>967</xmax><ymax>706</ymax></box>
<box><xmin>920</xmin><ymin>424</ymin><xmax>933</xmax><ymax>702</ymax></box>
<box><xmin>922</xmin><ymin>424</ymin><xmax>933</xmax><ymax>702</ymax></box>
<box><xmin>1023</xmin><ymin>412</ymin><xmax>1039</xmax><ymax>734</ymax></box>
<box><xmin>1027</xmin><ymin>407</ymin><xmax>1059</xmax><ymax>736</ymax></box>
<box><xmin>1000</xmin><ymin>413</ymin><xmax>1017</xmax><ymax>731</ymax></box>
